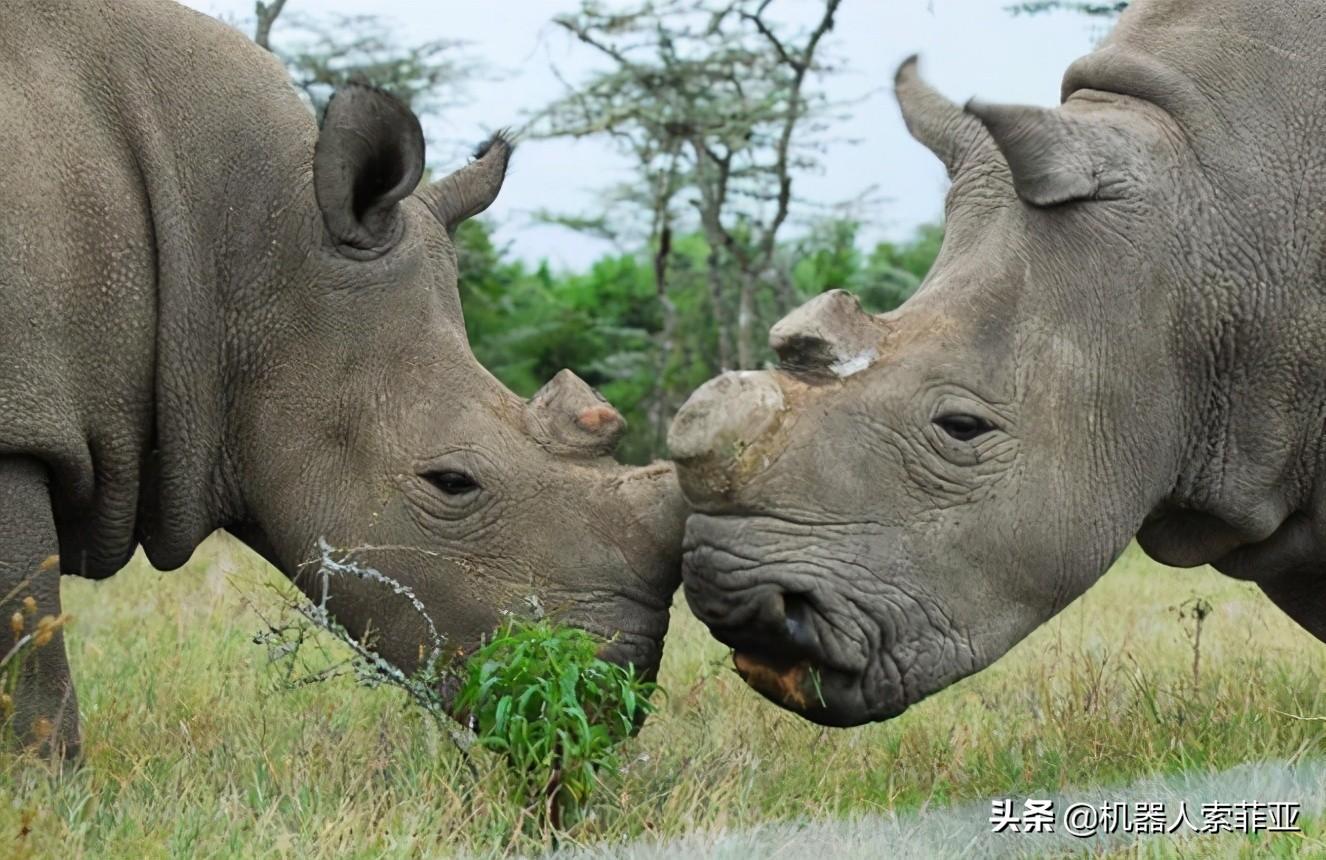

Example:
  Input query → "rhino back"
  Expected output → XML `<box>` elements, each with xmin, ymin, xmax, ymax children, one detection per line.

<box><xmin>0</xmin><ymin>0</ymin><xmax>316</xmax><ymax>574</ymax></box>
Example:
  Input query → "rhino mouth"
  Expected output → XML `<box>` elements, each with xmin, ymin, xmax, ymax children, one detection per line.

<box><xmin>730</xmin><ymin>650</ymin><xmax>882</xmax><ymax>727</ymax></box>
<box><xmin>681</xmin><ymin>513</ymin><xmax>937</xmax><ymax>726</ymax></box>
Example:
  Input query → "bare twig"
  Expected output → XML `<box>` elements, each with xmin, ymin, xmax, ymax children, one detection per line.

<box><xmin>248</xmin><ymin>540</ymin><xmax>477</xmax><ymax>767</ymax></box>
<box><xmin>253</xmin><ymin>0</ymin><xmax>289</xmax><ymax>51</ymax></box>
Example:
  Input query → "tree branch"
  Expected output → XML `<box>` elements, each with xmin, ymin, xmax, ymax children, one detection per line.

<box><xmin>253</xmin><ymin>0</ymin><xmax>288</xmax><ymax>51</ymax></box>
<box><xmin>760</xmin><ymin>0</ymin><xmax>841</xmax><ymax>261</ymax></box>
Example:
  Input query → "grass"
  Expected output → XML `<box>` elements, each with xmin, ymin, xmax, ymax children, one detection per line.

<box><xmin>4</xmin><ymin>535</ymin><xmax>1326</xmax><ymax>857</ymax></box>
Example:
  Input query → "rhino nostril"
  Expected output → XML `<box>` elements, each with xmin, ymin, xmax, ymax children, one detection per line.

<box><xmin>781</xmin><ymin>593</ymin><xmax>818</xmax><ymax>654</ymax></box>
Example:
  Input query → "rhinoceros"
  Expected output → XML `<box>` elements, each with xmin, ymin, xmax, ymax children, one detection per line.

<box><xmin>668</xmin><ymin>0</ymin><xmax>1326</xmax><ymax>726</ymax></box>
<box><xmin>0</xmin><ymin>0</ymin><xmax>685</xmax><ymax>757</ymax></box>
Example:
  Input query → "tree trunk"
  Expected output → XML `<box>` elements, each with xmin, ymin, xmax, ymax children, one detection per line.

<box><xmin>648</xmin><ymin>222</ymin><xmax>678</xmax><ymax>458</ymax></box>
<box><xmin>736</xmin><ymin>270</ymin><xmax>757</xmax><ymax>370</ymax></box>
<box><xmin>705</xmin><ymin>246</ymin><xmax>734</xmax><ymax>371</ymax></box>
<box><xmin>648</xmin><ymin>294</ymin><xmax>680</xmax><ymax>457</ymax></box>
<box><xmin>253</xmin><ymin>0</ymin><xmax>289</xmax><ymax>51</ymax></box>
<box><xmin>774</xmin><ymin>261</ymin><xmax>799</xmax><ymax>317</ymax></box>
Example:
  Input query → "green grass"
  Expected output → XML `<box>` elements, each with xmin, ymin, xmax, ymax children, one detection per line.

<box><xmin>4</xmin><ymin>536</ymin><xmax>1326</xmax><ymax>857</ymax></box>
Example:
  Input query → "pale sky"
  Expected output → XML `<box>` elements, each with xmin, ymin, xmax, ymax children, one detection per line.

<box><xmin>181</xmin><ymin>0</ymin><xmax>1103</xmax><ymax>269</ymax></box>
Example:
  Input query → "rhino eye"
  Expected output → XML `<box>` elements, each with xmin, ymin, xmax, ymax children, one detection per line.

<box><xmin>425</xmin><ymin>470</ymin><xmax>480</xmax><ymax>496</ymax></box>
<box><xmin>935</xmin><ymin>414</ymin><xmax>994</xmax><ymax>442</ymax></box>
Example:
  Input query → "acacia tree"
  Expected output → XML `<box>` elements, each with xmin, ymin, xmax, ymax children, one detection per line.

<box><xmin>531</xmin><ymin>0</ymin><xmax>844</xmax><ymax>375</ymax></box>
<box><xmin>251</xmin><ymin>1</ymin><xmax>478</xmax><ymax>119</ymax></box>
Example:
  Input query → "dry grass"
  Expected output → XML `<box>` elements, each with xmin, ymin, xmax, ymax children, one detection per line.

<box><xmin>3</xmin><ymin>535</ymin><xmax>1326</xmax><ymax>857</ymax></box>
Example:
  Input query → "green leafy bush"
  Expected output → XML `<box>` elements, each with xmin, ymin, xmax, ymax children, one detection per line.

<box><xmin>453</xmin><ymin>618</ymin><xmax>659</xmax><ymax>826</ymax></box>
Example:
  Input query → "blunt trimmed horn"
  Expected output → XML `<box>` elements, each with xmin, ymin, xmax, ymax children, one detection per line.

<box><xmin>526</xmin><ymin>369</ymin><xmax>625</xmax><ymax>456</ymax></box>
<box><xmin>769</xmin><ymin>290</ymin><xmax>884</xmax><ymax>379</ymax></box>
<box><xmin>894</xmin><ymin>55</ymin><xmax>997</xmax><ymax>179</ymax></box>
<box><xmin>668</xmin><ymin>371</ymin><xmax>786</xmax><ymax>506</ymax></box>
<box><xmin>419</xmin><ymin>131</ymin><xmax>514</xmax><ymax>232</ymax></box>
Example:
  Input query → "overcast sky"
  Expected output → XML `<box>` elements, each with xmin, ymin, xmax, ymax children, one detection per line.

<box><xmin>182</xmin><ymin>0</ymin><xmax>1103</xmax><ymax>269</ymax></box>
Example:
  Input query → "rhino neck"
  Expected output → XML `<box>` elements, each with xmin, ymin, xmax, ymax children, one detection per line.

<box><xmin>106</xmin><ymin>4</ymin><xmax>319</xmax><ymax>569</ymax></box>
<box><xmin>1140</xmin><ymin>259</ymin><xmax>1326</xmax><ymax>572</ymax></box>
<box><xmin>1135</xmin><ymin>184</ymin><xmax>1326</xmax><ymax>575</ymax></box>
<box><xmin>1055</xmin><ymin>6</ymin><xmax>1326</xmax><ymax>574</ymax></box>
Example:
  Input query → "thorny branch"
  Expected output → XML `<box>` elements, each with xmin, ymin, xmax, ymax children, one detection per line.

<box><xmin>248</xmin><ymin>540</ymin><xmax>476</xmax><ymax>764</ymax></box>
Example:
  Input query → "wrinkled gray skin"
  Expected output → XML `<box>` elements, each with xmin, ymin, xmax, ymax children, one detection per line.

<box><xmin>670</xmin><ymin>0</ymin><xmax>1326</xmax><ymax>727</ymax></box>
<box><xmin>0</xmin><ymin>0</ymin><xmax>685</xmax><ymax>757</ymax></box>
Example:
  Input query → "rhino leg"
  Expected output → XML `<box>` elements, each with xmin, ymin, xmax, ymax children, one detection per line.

<box><xmin>0</xmin><ymin>457</ymin><xmax>79</xmax><ymax>759</ymax></box>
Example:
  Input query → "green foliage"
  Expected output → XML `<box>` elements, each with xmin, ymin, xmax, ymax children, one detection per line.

<box><xmin>453</xmin><ymin>618</ymin><xmax>659</xmax><ymax>827</ymax></box>
<box><xmin>456</xmin><ymin>217</ymin><xmax>943</xmax><ymax>463</ymax></box>
<box><xmin>789</xmin><ymin>220</ymin><xmax>941</xmax><ymax>314</ymax></box>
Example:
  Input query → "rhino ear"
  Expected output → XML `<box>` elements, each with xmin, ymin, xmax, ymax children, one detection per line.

<box><xmin>964</xmin><ymin>100</ymin><xmax>1125</xmax><ymax>207</ymax></box>
<box><xmin>313</xmin><ymin>85</ymin><xmax>425</xmax><ymax>257</ymax></box>
<box><xmin>419</xmin><ymin>132</ymin><xmax>514</xmax><ymax>232</ymax></box>
<box><xmin>894</xmin><ymin>56</ymin><xmax>996</xmax><ymax>180</ymax></box>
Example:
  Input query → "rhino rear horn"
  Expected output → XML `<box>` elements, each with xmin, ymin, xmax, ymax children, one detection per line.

<box><xmin>769</xmin><ymin>290</ymin><xmax>884</xmax><ymax>379</ymax></box>
<box><xmin>964</xmin><ymin>101</ymin><xmax>1129</xmax><ymax>207</ymax></box>
<box><xmin>420</xmin><ymin>132</ymin><xmax>514</xmax><ymax>232</ymax></box>
<box><xmin>894</xmin><ymin>56</ymin><xmax>997</xmax><ymax>180</ymax></box>
<box><xmin>526</xmin><ymin>370</ymin><xmax>626</xmax><ymax>456</ymax></box>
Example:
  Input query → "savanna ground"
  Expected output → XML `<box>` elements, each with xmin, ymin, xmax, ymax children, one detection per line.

<box><xmin>4</xmin><ymin>535</ymin><xmax>1326</xmax><ymax>858</ymax></box>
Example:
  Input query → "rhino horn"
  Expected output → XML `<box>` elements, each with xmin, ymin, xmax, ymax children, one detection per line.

<box><xmin>419</xmin><ymin>131</ymin><xmax>514</xmax><ymax>232</ymax></box>
<box><xmin>964</xmin><ymin>101</ymin><xmax>1124</xmax><ymax>207</ymax></box>
<box><xmin>526</xmin><ymin>370</ymin><xmax>626</xmax><ymax>456</ymax></box>
<box><xmin>769</xmin><ymin>290</ymin><xmax>884</xmax><ymax>379</ymax></box>
<box><xmin>894</xmin><ymin>55</ymin><xmax>997</xmax><ymax>180</ymax></box>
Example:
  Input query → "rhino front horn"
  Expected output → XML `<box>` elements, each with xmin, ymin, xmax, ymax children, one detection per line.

<box><xmin>526</xmin><ymin>369</ymin><xmax>626</xmax><ymax>456</ymax></box>
<box><xmin>769</xmin><ymin>290</ymin><xmax>884</xmax><ymax>379</ymax></box>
